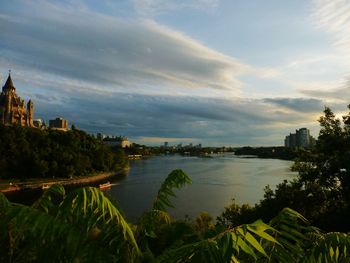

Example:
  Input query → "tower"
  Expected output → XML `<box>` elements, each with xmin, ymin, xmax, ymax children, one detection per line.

<box><xmin>27</xmin><ymin>99</ymin><xmax>34</xmax><ymax>127</ymax></box>
<box><xmin>0</xmin><ymin>72</ymin><xmax>35</xmax><ymax>127</ymax></box>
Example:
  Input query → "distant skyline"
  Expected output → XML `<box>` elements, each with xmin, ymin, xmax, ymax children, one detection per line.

<box><xmin>1</xmin><ymin>0</ymin><xmax>349</xmax><ymax>146</ymax></box>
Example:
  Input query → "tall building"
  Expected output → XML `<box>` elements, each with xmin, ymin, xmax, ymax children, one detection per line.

<box><xmin>0</xmin><ymin>73</ymin><xmax>34</xmax><ymax>127</ymax></box>
<box><xmin>296</xmin><ymin>128</ymin><xmax>310</xmax><ymax>147</ymax></box>
<box><xmin>49</xmin><ymin>117</ymin><xmax>69</xmax><ymax>131</ymax></box>
<box><xmin>284</xmin><ymin>128</ymin><xmax>315</xmax><ymax>148</ymax></box>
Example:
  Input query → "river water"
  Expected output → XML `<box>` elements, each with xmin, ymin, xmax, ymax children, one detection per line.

<box><xmin>108</xmin><ymin>154</ymin><xmax>297</xmax><ymax>221</ymax></box>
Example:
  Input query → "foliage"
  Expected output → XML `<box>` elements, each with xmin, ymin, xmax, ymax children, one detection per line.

<box><xmin>137</xmin><ymin>170</ymin><xmax>192</xmax><ymax>259</ymax></box>
<box><xmin>2</xmin><ymin>105</ymin><xmax>350</xmax><ymax>261</ymax></box>
<box><xmin>304</xmin><ymin>232</ymin><xmax>350</xmax><ymax>262</ymax></box>
<box><xmin>158</xmin><ymin>208</ymin><xmax>350</xmax><ymax>263</ymax></box>
<box><xmin>293</xmin><ymin>105</ymin><xmax>350</xmax><ymax>192</ymax></box>
<box><xmin>1</xmin><ymin>170</ymin><xmax>350</xmax><ymax>262</ymax></box>
<box><xmin>0</xmin><ymin>124</ymin><xmax>127</xmax><ymax>179</ymax></box>
<box><xmin>153</xmin><ymin>169</ymin><xmax>192</xmax><ymax>211</ymax></box>
<box><xmin>0</xmin><ymin>185</ymin><xmax>139</xmax><ymax>263</ymax></box>
<box><xmin>218</xmin><ymin>105</ymin><xmax>350</xmax><ymax>232</ymax></box>
<box><xmin>195</xmin><ymin>212</ymin><xmax>215</xmax><ymax>235</ymax></box>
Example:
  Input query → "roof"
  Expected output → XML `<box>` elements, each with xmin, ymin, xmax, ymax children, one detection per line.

<box><xmin>2</xmin><ymin>74</ymin><xmax>15</xmax><ymax>91</ymax></box>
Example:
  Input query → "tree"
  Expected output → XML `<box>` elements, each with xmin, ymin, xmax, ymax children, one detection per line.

<box><xmin>0</xmin><ymin>124</ymin><xmax>127</xmax><ymax>179</ymax></box>
<box><xmin>294</xmin><ymin>105</ymin><xmax>350</xmax><ymax>195</ymax></box>
<box><xmin>1</xmin><ymin>170</ymin><xmax>350</xmax><ymax>262</ymax></box>
<box><xmin>218</xmin><ymin>105</ymin><xmax>350</xmax><ymax>232</ymax></box>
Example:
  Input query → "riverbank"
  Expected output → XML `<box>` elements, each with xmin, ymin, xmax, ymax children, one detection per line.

<box><xmin>234</xmin><ymin>146</ymin><xmax>297</xmax><ymax>160</ymax></box>
<box><xmin>0</xmin><ymin>168</ymin><xmax>129</xmax><ymax>193</ymax></box>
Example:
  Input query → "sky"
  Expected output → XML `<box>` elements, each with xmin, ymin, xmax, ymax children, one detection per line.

<box><xmin>1</xmin><ymin>0</ymin><xmax>350</xmax><ymax>146</ymax></box>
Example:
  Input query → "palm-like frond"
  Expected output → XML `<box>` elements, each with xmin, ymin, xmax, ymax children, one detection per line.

<box><xmin>138</xmin><ymin>169</ymin><xmax>192</xmax><ymax>240</ymax></box>
<box><xmin>32</xmin><ymin>184</ymin><xmax>65</xmax><ymax>214</ymax></box>
<box><xmin>58</xmin><ymin>186</ymin><xmax>140</xmax><ymax>254</ymax></box>
<box><xmin>266</xmin><ymin>208</ymin><xmax>315</xmax><ymax>262</ymax></box>
<box><xmin>0</xmin><ymin>185</ymin><xmax>140</xmax><ymax>262</ymax></box>
<box><xmin>4</xmin><ymin>202</ymin><xmax>117</xmax><ymax>262</ymax></box>
<box><xmin>158</xmin><ymin>219</ymin><xmax>278</xmax><ymax>263</ymax></box>
<box><xmin>153</xmin><ymin>169</ymin><xmax>192</xmax><ymax>211</ymax></box>
<box><xmin>304</xmin><ymin>232</ymin><xmax>350</xmax><ymax>262</ymax></box>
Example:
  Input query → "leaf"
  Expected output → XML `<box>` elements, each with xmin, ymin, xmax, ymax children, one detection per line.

<box><xmin>32</xmin><ymin>184</ymin><xmax>65</xmax><ymax>214</ymax></box>
<box><xmin>153</xmin><ymin>169</ymin><xmax>192</xmax><ymax>211</ymax></box>
<box><xmin>244</xmin><ymin>231</ymin><xmax>268</xmax><ymax>257</ymax></box>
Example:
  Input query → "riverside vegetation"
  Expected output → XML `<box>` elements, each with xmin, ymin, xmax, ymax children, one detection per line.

<box><xmin>1</xmin><ymin>105</ymin><xmax>350</xmax><ymax>262</ymax></box>
<box><xmin>0</xmin><ymin>125</ymin><xmax>127</xmax><ymax>180</ymax></box>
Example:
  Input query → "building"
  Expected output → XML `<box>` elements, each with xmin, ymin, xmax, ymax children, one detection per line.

<box><xmin>49</xmin><ymin>117</ymin><xmax>69</xmax><ymax>131</ymax></box>
<box><xmin>33</xmin><ymin>119</ymin><xmax>45</xmax><ymax>129</ymax></box>
<box><xmin>103</xmin><ymin>136</ymin><xmax>131</xmax><ymax>148</ymax></box>
<box><xmin>0</xmin><ymin>73</ymin><xmax>34</xmax><ymax>127</ymax></box>
<box><xmin>284</xmin><ymin>128</ymin><xmax>315</xmax><ymax>148</ymax></box>
<box><xmin>120</xmin><ymin>137</ymin><xmax>131</xmax><ymax>148</ymax></box>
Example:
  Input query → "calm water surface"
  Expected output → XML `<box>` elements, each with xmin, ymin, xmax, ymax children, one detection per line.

<box><xmin>108</xmin><ymin>154</ymin><xmax>297</xmax><ymax>221</ymax></box>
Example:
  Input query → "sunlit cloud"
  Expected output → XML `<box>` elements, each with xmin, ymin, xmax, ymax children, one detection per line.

<box><xmin>1</xmin><ymin>0</ymin><xmax>346</xmax><ymax>145</ymax></box>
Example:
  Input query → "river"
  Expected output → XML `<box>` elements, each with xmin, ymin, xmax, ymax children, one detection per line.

<box><xmin>108</xmin><ymin>154</ymin><xmax>297</xmax><ymax>221</ymax></box>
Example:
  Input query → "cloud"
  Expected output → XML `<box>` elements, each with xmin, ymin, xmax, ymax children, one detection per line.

<box><xmin>263</xmin><ymin>98</ymin><xmax>325</xmax><ymax>113</ymax></box>
<box><xmin>130</xmin><ymin>0</ymin><xmax>219</xmax><ymax>16</ymax></box>
<box><xmin>25</xmin><ymin>86</ymin><xmax>323</xmax><ymax>145</ymax></box>
<box><xmin>0</xmin><ymin>1</ymin><xmax>335</xmax><ymax>146</ymax></box>
<box><xmin>312</xmin><ymin>0</ymin><xmax>350</xmax><ymax>55</ymax></box>
<box><xmin>0</xmin><ymin>0</ymin><xmax>246</xmax><ymax>96</ymax></box>
<box><xmin>300</xmin><ymin>80</ymin><xmax>350</xmax><ymax>104</ymax></box>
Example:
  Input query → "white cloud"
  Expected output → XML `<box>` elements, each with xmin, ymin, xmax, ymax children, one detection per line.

<box><xmin>312</xmin><ymin>0</ymin><xmax>350</xmax><ymax>55</ymax></box>
<box><xmin>0</xmin><ymin>1</ymin><xmax>247</xmax><ymax>96</ymax></box>
<box><xmin>1</xmin><ymin>0</ymin><xmax>340</xmax><ymax>145</ymax></box>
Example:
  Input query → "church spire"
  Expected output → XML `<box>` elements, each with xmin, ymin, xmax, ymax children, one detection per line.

<box><xmin>2</xmin><ymin>70</ymin><xmax>15</xmax><ymax>92</ymax></box>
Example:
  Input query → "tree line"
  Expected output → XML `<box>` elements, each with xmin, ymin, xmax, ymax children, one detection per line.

<box><xmin>234</xmin><ymin>146</ymin><xmax>297</xmax><ymax>160</ymax></box>
<box><xmin>0</xmin><ymin>125</ymin><xmax>127</xmax><ymax>179</ymax></box>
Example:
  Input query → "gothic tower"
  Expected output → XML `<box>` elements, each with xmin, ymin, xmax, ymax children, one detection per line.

<box><xmin>0</xmin><ymin>72</ymin><xmax>35</xmax><ymax>127</ymax></box>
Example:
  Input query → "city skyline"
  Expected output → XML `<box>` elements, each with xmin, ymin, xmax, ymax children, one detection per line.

<box><xmin>1</xmin><ymin>0</ymin><xmax>349</xmax><ymax>146</ymax></box>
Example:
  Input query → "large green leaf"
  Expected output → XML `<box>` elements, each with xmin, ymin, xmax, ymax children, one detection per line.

<box><xmin>153</xmin><ymin>169</ymin><xmax>192</xmax><ymax>211</ymax></box>
<box><xmin>304</xmin><ymin>232</ymin><xmax>350</xmax><ymax>262</ymax></box>
<box><xmin>32</xmin><ymin>184</ymin><xmax>65</xmax><ymax>214</ymax></box>
<box><xmin>158</xmin><ymin>219</ymin><xmax>278</xmax><ymax>262</ymax></box>
<box><xmin>59</xmin><ymin>186</ymin><xmax>140</xmax><ymax>254</ymax></box>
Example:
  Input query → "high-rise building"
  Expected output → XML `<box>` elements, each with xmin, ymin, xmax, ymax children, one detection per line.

<box><xmin>284</xmin><ymin>128</ymin><xmax>315</xmax><ymax>148</ymax></box>
<box><xmin>0</xmin><ymin>73</ymin><xmax>34</xmax><ymax>127</ymax></box>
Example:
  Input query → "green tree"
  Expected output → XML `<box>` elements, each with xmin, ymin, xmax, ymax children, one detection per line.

<box><xmin>2</xmin><ymin>170</ymin><xmax>350</xmax><ymax>262</ymax></box>
<box><xmin>0</xmin><ymin>125</ymin><xmax>127</xmax><ymax>179</ymax></box>
<box><xmin>218</xmin><ymin>105</ymin><xmax>350</xmax><ymax>232</ymax></box>
<box><xmin>294</xmin><ymin>105</ymin><xmax>350</xmax><ymax>192</ymax></box>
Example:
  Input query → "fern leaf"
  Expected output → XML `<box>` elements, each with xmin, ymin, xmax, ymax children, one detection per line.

<box><xmin>59</xmin><ymin>186</ymin><xmax>140</xmax><ymax>254</ymax></box>
<box><xmin>153</xmin><ymin>169</ymin><xmax>192</xmax><ymax>211</ymax></box>
<box><xmin>32</xmin><ymin>184</ymin><xmax>65</xmax><ymax>214</ymax></box>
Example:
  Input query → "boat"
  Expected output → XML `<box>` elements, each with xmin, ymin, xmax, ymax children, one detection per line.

<box><xmin>99</xmin><ymin>182</ymin><xmax>111</xmax><ymax>189</ymax></box>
